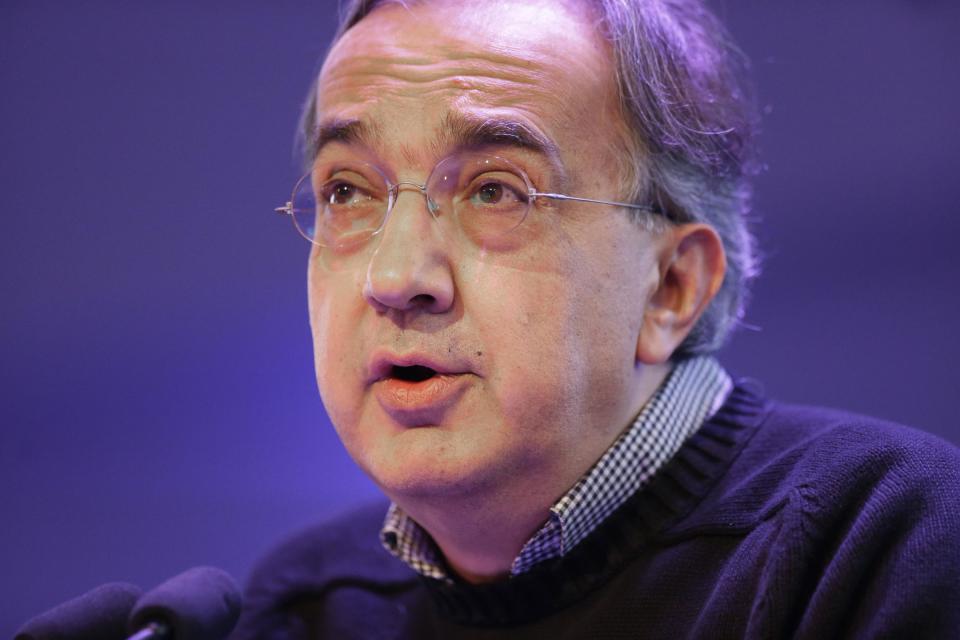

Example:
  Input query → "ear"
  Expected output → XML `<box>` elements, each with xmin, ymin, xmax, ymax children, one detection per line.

<box><xmin>636</xmin><ymin>224</ymin><xmax>726</xmax><ymax>364</ymax></box>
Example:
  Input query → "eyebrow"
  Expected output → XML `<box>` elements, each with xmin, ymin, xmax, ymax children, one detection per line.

<box><xmin>307</xmin><ymin>118</ymin><xmax>382</xmax><ymax>161</ymax></box>
<box><xmin>439</xmin><ymin>112</ymin><xmax>562</xmax><ymax>162</ymax></box>
<box><xmin>309</xmin><ymin>113</ymin><xmax>563</xmax><ymax>168</ymax></box>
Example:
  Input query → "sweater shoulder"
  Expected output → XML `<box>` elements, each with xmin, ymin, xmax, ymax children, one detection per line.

<box><xmin>760</xmin><ymin>401</ymin><xmax>960</xmax><ymax>489</ymax></box>
<box><xmin>673</xmin><ymin>399</ymin><xmax>960</xmax><ymax>534</ymax></box>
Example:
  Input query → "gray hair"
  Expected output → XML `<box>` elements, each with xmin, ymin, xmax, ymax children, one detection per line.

<box><xmin>301</xmin><ymin>0</ymin><xmax>760</xmax><ymax>357</ymax></box>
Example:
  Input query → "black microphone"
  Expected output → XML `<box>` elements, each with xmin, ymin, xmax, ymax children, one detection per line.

<box><xmin>125</xmin><ymin>566</ymin><xmax>242</xmax><ymax>640</ymax></box>
<box><xmin>14</xmin><ymin>581</ymin><xmax>143</xmax><ymax>640</ymax></box>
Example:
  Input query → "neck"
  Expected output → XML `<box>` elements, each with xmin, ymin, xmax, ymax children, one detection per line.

<box><xmin>414</xmin><ymin>498</ymin><xmax>551</xmax><ymax>583</ymax></box>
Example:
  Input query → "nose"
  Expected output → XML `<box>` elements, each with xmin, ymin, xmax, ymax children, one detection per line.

<box><xmin>363</xmin><ymin>187</ymin><xmax>455</xmax><ymax>314</ymax></box>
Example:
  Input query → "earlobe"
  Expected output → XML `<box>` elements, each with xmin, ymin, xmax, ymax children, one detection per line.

<box><xmin>635</xmin><ymin>224</ymin><xmax>726</xmax><ymax>364</ymax></box>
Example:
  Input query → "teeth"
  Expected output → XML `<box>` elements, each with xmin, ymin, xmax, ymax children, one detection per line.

<box><xmin>391</xmin><ymin>365</ymin><xmax>437</xmax><ymax>382</ymax></box>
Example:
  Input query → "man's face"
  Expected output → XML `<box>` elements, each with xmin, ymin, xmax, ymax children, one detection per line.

<box><xmin>307</xmin><ymin>0</ymin><xmax>666</xmax><ymax>506</ymax></box>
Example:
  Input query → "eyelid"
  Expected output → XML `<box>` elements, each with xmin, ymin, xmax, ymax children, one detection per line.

<box><xmin>468</xmin><ymin>147</ymin><xmax>555</xmax><ymax>186</ymax></box>
<box><xmin>313</xmin><ymin>149</ymin><xmax>383</xmax><ymax>175</ymax></box>
<box><xmin>324</xmin><ymin>163</ymin><xmax>374</xmax><ymax>178</ymax></box>
<box><xmin>319</xmin><ymin>176</ymin><xmax>381</xmax><ymax>205</ymax></box>
<box><xmin>322</xmin><ymin>165</ymin><xmax>386</xmax><ymax>193</ymax></box>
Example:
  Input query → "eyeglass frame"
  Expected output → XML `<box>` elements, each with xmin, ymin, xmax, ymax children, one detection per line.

<box><xmin>275</xmin><ymin>152</ymin><xmax>665</xmax><ymax>248</ymax></box>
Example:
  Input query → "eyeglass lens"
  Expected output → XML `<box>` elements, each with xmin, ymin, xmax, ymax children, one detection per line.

<box><xmin>289</xmin><ymin>153</ymin><xmax>533</xmax><ymax>248</ymax></box>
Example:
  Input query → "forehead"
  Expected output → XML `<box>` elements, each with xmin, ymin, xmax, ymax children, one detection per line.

<box><xmin>314</xmin><ymin>0</ymin><xmax>620</xmax><ymax>165</ymax></box>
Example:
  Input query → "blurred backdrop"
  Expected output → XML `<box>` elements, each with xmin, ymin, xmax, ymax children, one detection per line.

<box><xmin>2</xmin><ymin>1</ymin><xmax>959</xmax><ymax>635</ymax></box>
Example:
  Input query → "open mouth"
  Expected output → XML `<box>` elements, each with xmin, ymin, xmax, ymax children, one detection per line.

<box><xmin>373</xmin><ymin>357</ymin><xmax>471</xmax><ymax>418</ymax></box>
<box><xmin>390</xmin><ymin>364</ymin><xmax>438</xmax><ymax>383</ymax></box>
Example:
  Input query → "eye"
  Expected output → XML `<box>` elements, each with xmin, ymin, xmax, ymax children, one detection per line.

<box><xmin>468</xmin><ymin>179</ymin><xmax>527</xmax><ymax>208</ymax></box>
<box><xmin>324</xmin><ymin>181</ymin><xmax>364</xmax><ymax>206</ymax></box>
<box><xmin>448</xmin><ymin>164</ymin><xmax>532</xmax><ymax>239</ymax></box>
<box><xmin>477</xmin><ymin>182</ymin><xmax>504</xmax><ymax>204</ymax></box>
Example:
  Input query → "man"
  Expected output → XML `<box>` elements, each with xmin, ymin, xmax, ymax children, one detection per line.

<box><xmin>232</xmin><ymin>0</ymin><xmax>960</xmax><ymax>637</ymax></box>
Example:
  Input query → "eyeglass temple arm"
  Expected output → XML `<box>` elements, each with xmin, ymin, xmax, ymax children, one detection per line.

<box><xmin>532</xmin><ymin>191</ymin><xmax>659</xmax><ymax>214</ymax></box>
<box><xmin>275</xmin><ymin>202</ymin><xmax>293</xmax><ymax>215</ymax></box>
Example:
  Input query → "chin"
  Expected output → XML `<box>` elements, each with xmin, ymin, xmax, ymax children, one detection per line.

<box><xmin>372</xmin><ymin>465</ymin><xmax>490</xmax><ymax>504</ymax></box>
<box><xmin>361</xmin><ymin>432</ymin><xmax>510</xmax><ymax>502</ymax></box>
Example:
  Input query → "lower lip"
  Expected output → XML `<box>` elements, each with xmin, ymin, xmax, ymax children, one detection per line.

<box><xmin>373</xmin><ymin>373</ymin><xmax>471</xmax><ymax>424</ymax></box>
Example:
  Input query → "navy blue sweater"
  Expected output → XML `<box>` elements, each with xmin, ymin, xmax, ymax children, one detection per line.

<box><xmin>230</xmin><ymin>383</ymin><xmax>960</xmax><ymax>639</ymax></box>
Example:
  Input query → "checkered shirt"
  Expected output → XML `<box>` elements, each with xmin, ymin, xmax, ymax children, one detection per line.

<box><xmin>380</xmin><ymin>355</ymin><xmax>733</xmax><ymax>581</ymax></box>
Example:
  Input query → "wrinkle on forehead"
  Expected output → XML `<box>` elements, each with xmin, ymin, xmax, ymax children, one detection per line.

<box><xmin>320</xmin><ymin>58</ymin><xmax>552</xmax><ymax>114</ymax></box>
<box><xmin>319</xmin><ymin>45</ymin><xmax>599</xmax><ymax>121</ymax></box>
<box><xmin>323</xmin><ymin>48</ymin><xmax>552</xmax><ymax>91</ymax></box>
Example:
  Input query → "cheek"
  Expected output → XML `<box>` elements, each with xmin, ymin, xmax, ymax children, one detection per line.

<box><xmin>479</xmin><ymin>225</ymin><xmax>654</xmax><ymax>415</ymax></box>
<box><xmin>307</xmin><ymin>264</ymin><xmax>367</xmax><ymax>422</ymax></box>
<box><xmin>466</xmin><ymin>261</ymin><xmax>590</xmax><ymax>419</ymax></box>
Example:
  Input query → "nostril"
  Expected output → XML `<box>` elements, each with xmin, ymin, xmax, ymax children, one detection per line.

<box><xmin>410</xmin><ymin>294</ymin><xmax>436</xmax><ymax>307</ymax></box>
<box><xmin>391</xmin><ymin>365</ymin><xmax>437</xmax><ymax>382</ymax></box>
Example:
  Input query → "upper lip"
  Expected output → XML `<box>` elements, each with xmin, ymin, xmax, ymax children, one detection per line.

<box><xmin>366</xmin><ymin>350</ymin><xmax>471</xmax><ymax>384</ymax></box>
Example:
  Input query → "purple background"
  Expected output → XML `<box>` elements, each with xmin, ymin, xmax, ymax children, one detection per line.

<box><xmin>2</xmin><ymin>1</ymin><xmax>958</xmax><ymax>634</ymax></box>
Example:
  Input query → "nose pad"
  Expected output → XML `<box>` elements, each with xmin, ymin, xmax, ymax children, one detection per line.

<box><xmin>383</xmin><ymin>182</ymin><xmax>451</xmax><ymax>246</ymax></box>
<box><xmin>391</xmin><ymin>182</ymin><xmax>435</xmax><ymax>214</ymax></box>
